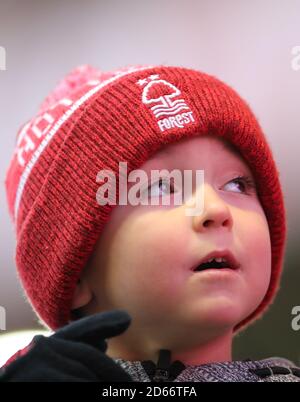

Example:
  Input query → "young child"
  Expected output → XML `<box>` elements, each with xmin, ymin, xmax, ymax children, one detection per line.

<box><xmin>1</xmin><ymin>64</ymin><xmax>300</xmax><ymax>382</ymax></box>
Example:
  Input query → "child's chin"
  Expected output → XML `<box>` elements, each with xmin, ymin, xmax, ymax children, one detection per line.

<box><xmin>191</xmin><ymin>298</ymin><xmax>245</xmax><ymax>329</ymax></box>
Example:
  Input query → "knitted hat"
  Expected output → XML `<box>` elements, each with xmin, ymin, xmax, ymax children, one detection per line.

<box><xmin>5</xmin><ymin>64</ymin><xmax>286</xmax><ymax>333</ymax></box>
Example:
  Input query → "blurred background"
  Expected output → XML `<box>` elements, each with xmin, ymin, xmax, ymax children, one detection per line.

<box><xmin>0</xmin><ymin>0</ymin><xmax>300</xmax><ymax>366</ymax></box>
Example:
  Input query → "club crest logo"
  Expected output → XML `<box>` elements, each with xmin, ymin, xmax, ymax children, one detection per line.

<box><xmin>137</xmin><ymin>74</ymin><xmax>195</xmax><ymax>132</ymax></box>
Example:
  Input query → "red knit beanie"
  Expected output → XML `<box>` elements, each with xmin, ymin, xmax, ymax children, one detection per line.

<box><xmin>5</xmin><ymin>64</ymin><xmax>286</xmax><ymax>333</ymax></box>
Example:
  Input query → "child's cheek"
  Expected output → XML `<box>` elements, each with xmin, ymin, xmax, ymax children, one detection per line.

<box><xmin>243</xmin><ymin>210</ymin><xmax>271</xmax><ymax>270</ymax></box>
<box><xmin>237</xmin><ymin>210</ymin><xmax>272</xmax><ymax>308</ymax></box>
<box><xmin>110</xmin><ymin>217</ymin><xmax>189</xmax><ymax>308</ymax></box>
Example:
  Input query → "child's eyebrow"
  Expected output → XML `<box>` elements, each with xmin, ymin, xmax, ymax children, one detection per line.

<box><xmin>221</xmin><ymin>141</ymin><xmax>256</xmax><ymax>179</ymax></box>
<box><xmin>160</xmin><ymin>146</ymin><xmax>171</xmax><ymax>155</ymax></box>
<box><xmin>220</xmin><ymin>141</ymin><xmax>240</xmax><ymax>157</ymax></box>
<box><xmin>159</xmin><ymin>140</ymin><xmax>242</xmax><ymax>159</ymax></box>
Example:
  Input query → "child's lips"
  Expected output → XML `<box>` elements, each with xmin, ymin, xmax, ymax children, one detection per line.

<box><xmin>192</xmin><ymin>268</ymin><xmax>241</xmax><ymax>277</ymax></box>
<box><xmin>191</xmin><ymin>266</ymin><xmax>242</xmax><ymax>285</ymax></box>
<box><xmin>191</xmin><ymin>249</ymin><xmax>241</xmax><ymax>272</ymax></box>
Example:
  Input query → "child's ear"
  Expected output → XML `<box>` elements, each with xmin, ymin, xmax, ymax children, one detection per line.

<box><xmin>71</xmin><ymin>278</ymin><xmax>93</xmax><ymax>310</ymax></box>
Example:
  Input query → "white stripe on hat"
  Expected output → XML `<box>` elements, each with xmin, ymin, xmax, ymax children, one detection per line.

<box><xmin>14</xmin><ymin>65</ymin><xmax>155</xmax><ymax>222</ymax></box>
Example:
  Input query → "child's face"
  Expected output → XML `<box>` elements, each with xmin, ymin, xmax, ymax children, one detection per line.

<box><xmin>80</xmin><ymin>135</ymin><xmax>271</xmax><ymax>360</ymax></box>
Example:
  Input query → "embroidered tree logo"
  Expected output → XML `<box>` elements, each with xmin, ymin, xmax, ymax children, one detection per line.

<box><xmin>142</xmin><ymin>79</ymin><xmax>189</xmax><ymax>118</ymax></box>
<box><xmin>137</xmin><ymin>73</ymin><xmax>195</xmax><ymax>132</ymax></box>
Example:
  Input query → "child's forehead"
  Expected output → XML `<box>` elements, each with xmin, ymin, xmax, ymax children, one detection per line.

<box><xmin>142</xmin><ymin>135</ymin><xmax>255</xmax><ymax>178</ymax></box>
<box><xmin>154</xmin><ymin>135</ymin><xmax>242</xmax><ymax>160</ymax></box>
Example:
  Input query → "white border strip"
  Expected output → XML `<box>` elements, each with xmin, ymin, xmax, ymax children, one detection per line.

<box><xmin>14</xmin><ymin>65</ymin><xmax>155</xmax><ymax>222</ymax></box>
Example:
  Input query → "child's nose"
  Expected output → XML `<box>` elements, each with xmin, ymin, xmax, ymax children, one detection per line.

<box><xmin>190</xmin><ymin>184</ymin><xmax>233</xmax><ymax>233</ymax></box>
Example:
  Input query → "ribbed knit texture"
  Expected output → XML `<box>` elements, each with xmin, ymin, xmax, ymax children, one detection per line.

<box><xmin>5</xmin><ymin>65</ymin><xmax>286</xmax><ymax>332</ymax></box>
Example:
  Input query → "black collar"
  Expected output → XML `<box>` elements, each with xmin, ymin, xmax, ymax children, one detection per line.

<box><xmin>141</xmin><ymin>349</ymin><xmax>186</xmax><ymax>382</ymax></box>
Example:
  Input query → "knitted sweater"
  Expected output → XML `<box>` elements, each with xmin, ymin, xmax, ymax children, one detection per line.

<box><xmin>113</xmin><ymin>349</ymin><xmax>300</xmax><ymax>382</ymax></box>
<box><xmin>2</xmin><ymin>341</ymin><xmax>300</xmax><ymax>382</ymax></box>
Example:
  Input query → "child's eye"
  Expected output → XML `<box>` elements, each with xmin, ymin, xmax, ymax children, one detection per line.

<box><xmin>223</xmin><ymin>175</ymin><xmax>256</xmax><ymax>195</ymax></box>
<box><xmin>147</xmin><ymin>177</ymin><xmax>176</xmax><ymax>197</ymax></box>
<box><xmin>144</xmin><ymin>175</ymin><xmax>256</xmax><ymax>198</ymax></box>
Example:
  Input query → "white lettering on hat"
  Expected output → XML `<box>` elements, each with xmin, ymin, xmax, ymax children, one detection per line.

<box><xmin>137</xmin><ymin>74</ymin><xmax>195</xmax><ymax>132</ymax></box>
<box><xmin>14</xmin><ymin>66</ymin><xmax>156</xmax><ymax>222</ymax></box>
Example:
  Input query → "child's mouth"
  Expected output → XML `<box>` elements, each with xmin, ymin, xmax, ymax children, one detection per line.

<box><xmin>191</xmin><ymin>250</ymin><xmax>240</xmax><ymax>273</ymax></box>
<box><xmin>194</xmin><ymin>258</ymin><xmax>231</xmax><ymax>271</ymax></box>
